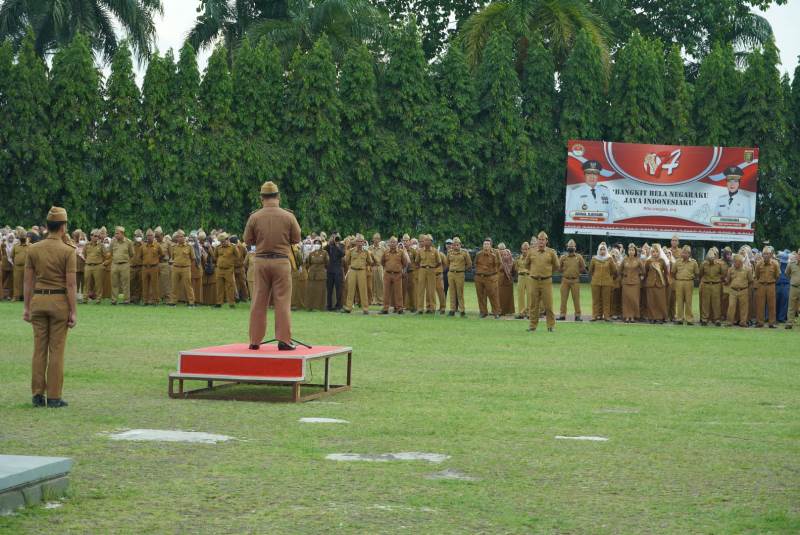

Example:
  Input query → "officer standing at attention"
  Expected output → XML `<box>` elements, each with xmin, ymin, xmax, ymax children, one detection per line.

<box><xmin>110</xmin><ymin>226</ymin><xmax>134</xmax><ymax>305</ymax></box>
<box><xmin>23</xmin><ymin>206</ymin><xmax>77</xmax><ymax>408</ymax></box>
<box><xmin>699</xmin><ymin>247</ymin><xmax>725</xmax><ymax>326</ymax></box>
<box><xmin>169</xmin><ymin>230</ymin><xmax>196</xmax><ymax>307</ymax></box>
<box><xmin>558</xmin><ymin>239</ymin><xmax>586</xmax><ymax>321</ymax></box>
<box><xmin>474</xmin><ymin>238</ymin><xmax>502</xmax><ymax>319</ymax></box>
<box><xmin>754</xmin><ymin>246</ymin><xmax>780</xmax><ymax>328</ymax></box>
<box><xmin>342</xmin><ymin>234</ymin><xmax>373</xmax><ymax>314</ymax></box>
<box><xmin>213</xmin><ymin>233</ymin><xmax>239</xmax><ymax>308</ymax></box>
<box><xmin>525</xmin><ymin>231</ymin><xmax>560</xmax><ymax>332</ymax></box>
<box><xmin>244</xmin><ymin>181</ymin><xmax>302</xmax><ymax>350</ymax></box>
<box><xmin>11</xmin><ymin>227</ymin><xmax>30</xmax><ymax>301</ymax></box>
<box><xmin>141</xmin><ymin>229</ymin><xmax>162</xmax><ymax>306</ymax></box>
<box><xmin>446</xmin><ymin>237</ymin><xmax>471</xmax><ymax>317</ymax></box>
<box><xmin>785</xmin><ymin>249</ymin><xmax>800</xmax><ymax>329</ymax></box>
<box><xmin>416</xmin><ymin>234</ymin><xmax>441</xmax><ymax>314</ymax></box>
<box><xmin>380</xmin><ymin>236</ymin><xmax>408</xmax><ymax>314</ymax></box>
<box><xmin>724</xmin><ymin>254</ymin><xmax>753</xmax><ymax>327</ymax></box>
<box><xmin>671</xmin><ymin>245</ymin><xmax>699</xmax><ymax>325</ymax></box>
<box><xmin>130</xmin><ymin>229</ymin><xmax>144</xmax><ymax>304</ymax></box>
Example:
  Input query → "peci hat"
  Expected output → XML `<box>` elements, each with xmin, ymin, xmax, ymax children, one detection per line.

<box><xmin>724</xmin><ymin>166</ymin><xmax>743</xmax><ymax>180</ymax></box>
<box><xmin>452</xmin><ymin>237</ymin><xmax>461</xmax><ymax>245</ymax></box>
<box><xmin>134</xmin><ymin>229</ymin><xmax>143</xmax><ymax>237</ymax></box>
<box><xmin>566</xmin><ymin>239</ymin><xmax>576</xmax><ymax>248</ymax></box>
<box><xmin>582</xmin><ymin>160</ymin><xmax>602</xmax><ymax>174</ymax></box>
<box><xmin>46</xmin><ymin>206</ymin><xmax>68</xmax><ymax>222</ymax></box>
<box><xmin>218</xmin><ymin>232</ymin><xmax>229</xmax><ymax>241</ymax></box>
<box><xmin>260</xmin><ymin>181</ymin><xmax>279</xmax><ymax>195</ymax></box>
<box><xmin>537</xmin><ymin>231</ymin><xmax>548</xmax><ymax>240</ymax></box>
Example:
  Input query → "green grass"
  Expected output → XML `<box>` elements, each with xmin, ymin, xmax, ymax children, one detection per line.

<box><xmin>1</xmin><ymin>284</ymin><xmax>799</xmax><ymax>534</ymax></box>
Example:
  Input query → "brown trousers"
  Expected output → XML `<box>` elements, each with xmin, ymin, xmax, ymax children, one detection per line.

<box><xmin>517</xmin><ymin>274</ymin><xmax>531</xmax><ymax>316</ymax></box>
<box><xmin>622</xmin><ymin>283</ymin><xmax>640</xmax><ymax>320</ymax></box>
<box><xmin>403</xmin><ymin>270</ymin><xmax>416</xmax><ymax>311</ymax></box>
<box><xmin>646</xmin><ymin>286</ymin><xmax>667</xmax><ymax>320</ymax></box>
<box><xmin>591</xmin><ymin>284</ymin><xmax>612</xmax><ymax>319</ymax></box>
<box><xmin>235</xmin><ymin>267</ymin><xmax>249</xmax><ymax>301</ymax></box>
<box><xmin>111</xmin><ymin>263</ymin><xmax>131</xmax><ymax>303</ymax></box>
<box><xmin>560</xmin><ymin>279</ymin><xmax>581</xmax><ymax>316</ymax></box>
<box><xmin>475</xmin><ymin>273</ymin><xmax>500</xmax><ymax>316</ymax></box>
<box><xmin>345</xmin><ymin>268</ymin><xmax>369</xmax><ymax>312</ymax></box>
<box><xmin>727</xmin><ymin>288</ymin><xmax>749</xmax><ymax>326</ymax></box>
<box><xmin>529</xmin><ymin>278</ymin><xmax>555</xmax><ymax>329</ymax></box>
<box><xmin>171</xmin><ymin>267</ymin><xmax>194</xmax><ymax>305</ymax></box>
<box><xmin>84</xmin><ymin>265</ymin><xmax>104</xmax><ymax>301</ymax></box>
<box><xmin>249</xmin><ymin>258</ymin><xmax>292</xmax><ymax>344</ymax></box>
<box><xmin>417</xmin><ymin>268</ymin><xmax>437</xmax><ymax>312</ymax></box>
<box><xmin>130</xmin><ymin>266</ymin><xmax>142</xmax><ymax>303</ymax></box>
<box><xmin>700</xmin><ymin>282</ymin><xmax>722</xmax><ymax>322</ymax></box>
<box><xmin>159</xmin><ymin>263</ymin><xmax>171</xmax><ymax>301</ymax></box>
<box><xmin>755</xmin><ymin>282</ymin><xmax>776</xmax><ymax>326</ymax></box>
<box><xmin>13</xmin><ymin>266</ymin><xmax>24</xmax><ymax>300</ymax></box>
<box><xmin>383</xmin><ymin>272</ymin><xmax>403</xmax><ymax>311</ymax></box>
<box><xmin>372</xmin><ymin>266</ymin><xmax>384</xmax><ymax>305</ymax></box>
<box><xmin>216</xmin><ymin>268</ymin><xmax>236</xmax><ymax>305</ymax></box>
<box><xmin>192</xmin><ymin>275</ymin><xmax>203</xmax><ymax>304</ymax></box>
<box><xmin>668</xmin><ymin>283</ymin><xmax>676</xmax><ymax>320</ymax></box>
<box><xmin>30</xmin><ymin>294</ymin><xmax>69</xmax><ymax>398</ymax></box>
<box><xmin>142</xmin><ymin>266</ymin><xmax>160</xmax><ymax>304</ymax></box>
<box><xmin>448</xmin><ymin>272</ymin><xmax>466</xmax><ymax>313</ymax></box>
<box><xmin>674</xmin><ymin>280</ymin><xmax>695</xmax><ymax>322</ymax></box>
<box><xmin>436</xmin><ymin>273</ymin><xmax>446</xmax><ymax>311</ymax></box>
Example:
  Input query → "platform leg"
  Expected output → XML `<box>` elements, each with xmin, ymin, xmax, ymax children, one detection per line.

<box><xmin>324</xmin><ymin>358</ymin><xmax>330</xmax><ymax>392</ymax></box>
<box><xmin>207</xmin><ymin>380</ymin><xmax>213</xmax><ymax>389</ymax></box>
<box><xmin>292</xmin><ymin>382</ymin><xmax>301</xmax><ymax>403</ymax></box>
<box><xmin>169</xmin><ymin>377</ymin><xmax>174</xmax><ymax>397</ymax></box>
<box><xmin>179</xmin><ymin>379</ymin><xmax>184</xmax><ymax>395</ymax></box>
<box><xmin>346</xmin><ymin>352</ymin><xmax>352</xmax><ymax>386</ymax></box>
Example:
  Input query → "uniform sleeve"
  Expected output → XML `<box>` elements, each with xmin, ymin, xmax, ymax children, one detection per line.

<box><xmin>289</xmin><ymin>215</ymin><xmax>301</xmax><ymax>244</ymax></box>
<box><xmin>243</xmin><ymin>216</ymin><xmax>255</xmax><ymax>246</ymax></box>
<box><xmin>66</xmin><ymin>248</ymin><xmax>77</xmax><ymax>274</ymax></box>
<box><xmin>551</xmin><ymin>251</ymin><xmax>560</xmax><ymax>272</ymax></box>
<box><xmin>128</xmin><ymin>241</ymin><xmax>134</xmax><ymax>256</ymax></box>
<box><xmin>579</xmin><ymin>256</ymin><xmax>587</xmax><ymax>271</ymax></box>
<box><xmin>465</xmin><ymin>252</ymin><xmax>472</xmax><ymax>270</ymax></box>
<box><xmin>25</xmin><ymin>250</ymin><xmax>34</xmax><ymax>269</ymax></box>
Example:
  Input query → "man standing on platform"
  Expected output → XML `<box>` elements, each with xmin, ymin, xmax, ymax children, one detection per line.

<box><xmin>671</xmin><ymin>245</ymin><xmax>699</xmax><ymax>325</ymax></box>
<box><xmin>474</xmin><ymin>238</ymin><xmax>501</xmax><ymax>319</ymax></box>
<box><xmin>23</xmin><ymin>206</ymin><xmax>77</xmax><ymax>408</ymax></box>
<box><xmin>557</xmin><ymin>239</ymin><xmax>585</xmax><ymax>321</ymax></box>
<box><xmin>525</xmin><ymin>231</ymin><xmax>560</xmax><ymax>332</ymax></box>
<box><xmin>245</xmin><ymin>181</ymin><xmax>302</xmax><ymax>350</ymax></box>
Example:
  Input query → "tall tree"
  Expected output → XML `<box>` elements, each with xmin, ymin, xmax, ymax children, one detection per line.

<box><xmin>172</xmin><ymin>43</ymin><xmax>202</xmax><ymax>226</ymax></box>
<box><xmin>606</xmin><ymin>32</ymin><xmax>666</xmax><ymax>143</ymax></box>
<box><xmin>559</xmin><ymin>28</ymin><xmax>607</xmax><ymax>142</ymax></box>
<box><xmin>339</xmin><ymin>43</ymin><xmax>382</xmax><ymax>230</ymax></box>
<box><xmin>283</xmin><ymin>36</ymin><xmax>344</xmax><ymax>230</ymax></box>
<box><xmin>49</xmin><ymin>33</ymin><xmax>102</xmax><ymax>229</ymax></box>
<box><xmin>0</xmin><ymin>40</ymin><xmax>13</xmax><ymax>220</ymax></box>
<box><xmin>0</xmin><ymin>0</ymin><xmax>163</xmax><ymax>62</ymax></box>
<box><xmin>197</xmin><ymin>45</ymin><xmax>241</xmax><ymax>230</ymax></box>
<box><xmin>663</xmin><ymin>44</ymin><xmax>693</xmax><ymax>145</ymax></box>
<box><xmin>693</xmin><ymin>42</ymin><xmax>738</xmax><ymax>146</ymax></box>
<box><xmin>475</xmin><ymin>26</ymin><xmax>534</xmax><ymax>241</ymax></box>
<box><xmin>101</xmin><ymin>42</ymin><xmax>144</xmax><ymax>228</ymax></box>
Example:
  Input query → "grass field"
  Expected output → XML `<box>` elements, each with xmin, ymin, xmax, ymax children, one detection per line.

<box><xmin>1</xmin><ymin>284</ymin><xmax>799</xmax><ymax>534</ymax></box>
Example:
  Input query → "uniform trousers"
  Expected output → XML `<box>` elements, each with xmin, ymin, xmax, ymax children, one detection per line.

<box><xmin>474</xmin><ymin>273</ymin><xmax>500</xmax><ymax>316</ymax></box>
<box><xmin>111</xmin><ymin>262</ymin><xmax>131</xmax><ymax>303</ymax></box>
<box><xmin>372</xmin><ymin>266</ymin><xmax>384</xmax><ymax>305</ymax></box>
<box><xmin>668</xmin><ymin>284</ymin><xmax>677</xmax><ymax>320</ymax></box>
<box><xmin>84</xmin><ymin>264</ymin><xmax>104</xmax><ymax>301</ymax></box>
<box><xmin>159</xmin><ymin>262</ymin><xmax>171</xmax><ymax>301</ymax></box>
<box><xmin>142</xmin><ymin>266</ymin><xmax>160</xmax><ymax>304</ymax></box>
<box><xmin>345</xmin><ymin>268</ymin><xmax>368</xmax><ymax>312</ymax></box>
<box><xmin>30</xmin><ymin>294</ymin><xmax>69</xmax><ymax>399</ymax></box>
<box><xmin>700</xmin><ymin>282</ymin><xmax>722</xmax><ymax>323</ymax></box>
<box><xmin>216</xmin><ymin>268</ymin><xmax>236</xmax><ymax>305</ymax></box>
<box><xmin>560</xmin><ymin>279</ymin><xmax>581</xmax><ymax>316</ymax></box>
<box><xmin>13</xmin><ymin>266</ymin><xmax>24</xmax><ymax>300</ymax></box>
<box><xmin>416</xmin><ymin>268</ymin><xmax>437</xmax><ymax>312</ymax></box>
<box><xmin>235</xmin><ymin>266</ymin><xmax>250</xmax><ymax>301</ymax></box>
<box><xmin>727</xmin><ymin>288</ymin><xmax>749</xmax><ymax>326</ymax></box>
<box><xmin>436</xmin><ymin>272</ymin><xmax>446</xmax><ymax>311</ymax></box>
<box><xmin>591</xmin><ymin>284</ymin><xmax>612</xmax><ymax>319</ymax></box>
<box><xmin>448</xmin><ymin>272</ymin><xmax>466</xmax><ymax>313</ymax></box>
<box><xmin>516</xmin><ymin>274</ymin><xmax>530</xmax><ymax>316</ymax></box>
<box><xmin>404</xmin><ymin>270</ymin><xmax>416</xmax><ymax>312</ymax></box>
<box><xmin>170</xmin><ymin>266</ymin><xmax>194</xmax><ymax>305</ymax></box>
<box><xmin>755</xmin><ymin>282</ymin><xmax>777</xmax><ymax>326</ymax></box>
<box><xmin>787</xmin><ymin>286</ymin><xmax>800</xmax><ymax>327</ymax></box>
<box><xmin>674</xmin><ymin>279</ymin><xmax>695</xmax><ymax>322</ymax></box>
<box><xmin>382</xmin><ymin>272</ymin><xmax>403</xmax><ymax>311</ymax></box>
<box><xmin>249</xmin><ymin>258</ymin><xmax>292</xmax><ymax>344</ymax></box>
<box><xmin>529</xmin><ymin>278</ymin><xmax>555</xmax><ymax>329</ymax></box>
<box><xmin>130</xmin><ymin>266</ymin><xmax>142</xmax><ymax>303</ymax></box>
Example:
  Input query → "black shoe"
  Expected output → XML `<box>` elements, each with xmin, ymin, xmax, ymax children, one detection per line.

<box><xmin>111</xmin><ymin>301</ymin><xmax>117</xmax><ymax>306</ymax></box>
<box><xmin>547</xmin><ymin>327</ymin><xmax>553</xmax><ymax>332</ymax></box>
<box><xmin>379</xmin><ymin>310</ymin><xmax>389</xmax><ymax>315</ymax></box>
<box><xmin>426</xmin><ymin>310</ymin><xmax>434</xmax><ymax>314</ymax></box>
<box><xmin>715</xmin><ymin>321</ymin><xmax>721</xmax><ymax>327</ymax></box>
<box><xmin>46</xmin><ymin>398</ymin><xmax>68</xmax><ymax>408</ymax></box>
<box><xmin>575</xmin><ymin>316</ymin><xmax>582</xmax><ymax>321</ymax></box>
<box><xmin>480</xmin><ymin>313</ymin><xmax>487</xmax><ymax>318</ymax></box>
<box><xmin>214</xmin><ymin>304</ymin><xmax>221</xmax><ymax>308</ymax></box>
<box><xmin>527</xmin><ymin>327</ymin><xmax>536</xmax><ymax>332</ymax></box>
<box><xmin>686</xmin><ymin>322</ymin><xmax>694</xmax><ymax>326</ymax></box>
<box><xmin>700</xmin><ymin>321</ymin><xmax>707</xmax><ymax>326</ymax></box>
<box><xmin>32</xmin><ymin>394</ymin><xmax>46</xmax><ymax>407</ymax></box>
<box><xmin>341</xmin><ymin>309</ymin><xmax>351</xmax><ymax>314</ymax></box>
<box><xmin>768</xmin><ymin>324</ymin><xmax>776</xmax><ymax>329</ymax></box>
<box><xmin>786</xmin><ymin>324</ymin><xmax>793</xmax><ymax>330</ymax></box>
<box><xmin>448</xmin><ymin>311</ymin><xmax>455</xmax><ymax>316</ymax></box>
<box><xmin>248</xmin><ymin>344</ymin><xmax>260</xmax><ymax>350</ymax></box>
<box><xmin>418</xmin><ymin>311</ymin><xmax>424</xmax><ymax>315</ymax></box>
<box><xmin>439</xmin><ymin>310</ymin><xmax>445</xmax><ymax>315</ymax></box>
<box><xmin>362</xmin><ymin>310</ymin><xmax>369</xmax><ymax>315</ymax></box>
<box><xmin>168</xmin><ymin>303</ymin><xmax>176</xmax><ymax>307</ymax></box>
<box><xmin>397</xmin><ymin>310</ymin><xmax>404</xmax><ymax>315</ymax></box>
<box><xmin>460</xmin><ymin>312</ymin><xmax>466</xmax><ymax>317</ymax></box>
<box><xmin>556</xmin><ymin>315</ymin><xmax>565</xmax><ymax>321</ymax></box>
<box><xmin>278</xmin><ymin>341</ymin><xmax>296</xmax><ymax>351</ymax></box>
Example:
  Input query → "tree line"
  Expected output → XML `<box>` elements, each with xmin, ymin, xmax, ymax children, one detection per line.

<box><xmin>0</xmin><ymin>22</ymin><xmax>798</xmax><ymax>247</ymax></box>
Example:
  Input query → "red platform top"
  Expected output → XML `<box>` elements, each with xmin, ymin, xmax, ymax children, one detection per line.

<box><xmin>180</xmin><ymin>343</ymin><xmax>351</xmax><ymax>360</ymax></box>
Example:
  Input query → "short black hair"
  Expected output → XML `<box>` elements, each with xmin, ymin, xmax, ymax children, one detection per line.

<box><xmin>261</xmin><ymin>192</ymin><xmax>279</xmax><ymax>200</ymax></box>
<box><xmin>46</xmin><ymin>221</ymin><xmax>66</xmax><ymax>233</ymax></box>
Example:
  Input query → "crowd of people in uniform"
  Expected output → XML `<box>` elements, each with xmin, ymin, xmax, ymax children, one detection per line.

<box><xmin>3</xmin><ymin>224</ymin><xmax>799</xmax><ymax>331</ymax></box>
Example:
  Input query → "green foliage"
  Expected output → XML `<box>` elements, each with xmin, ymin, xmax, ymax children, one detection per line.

<box><xmin>607</xmin><ymin>32</ymin><xmax>666</xmax><ymax>143</ymax></box>
<box><xmin>0</xmin><ymin>40</ymin><xmax>13</xmax><ymax>216</ymax></box>
<box><xmin>49</xmin><ymin>34</ymin><xmax>102</xmax><ymax>230</ymax></box>
<box><xmin>100</xmin><ymin>43</ymin><xmax>144</xmax><ymax>229</ymax></box>
<box><xmin>559</xmin><ymin>29</ymin><xmax>607</xmax><ymax>141</ymax></box>
<box><xmin>173</xmin><ymin>43</ymin><xmax>202</xmax><ymax>226</ymax></box>
<box><xmin>663</xmin><ymin>44</ymin><xmax>694</xmax><ymax>145</ymax></box>
<box><xmin>693</xmin><ymin>42</ymin><xmax>739</xmax><ymax>146</ymax></box>
<box><xmin>283</xmin><ymin>36</ymin><xmax>345</xmax><ymax>231</ymax></box>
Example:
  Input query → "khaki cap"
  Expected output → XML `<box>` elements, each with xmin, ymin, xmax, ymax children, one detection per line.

<box><xmin>198</xmin><ymin>231</ymin><xmax>207</xmax><ymax>240</ymax></box>
<box><xmin>146</xmin><ymin>228</ymin><xmax>155</xmax><ymax>236</ymax></box>
<box><xmin>175</xmin><ymin>229</ymin><xmax>185</xmax><ymax>237</ymax></box>
<box><xmin>452</xmin><ymin>237</ymin><xmax>461</xmax><ymax>244</ymax></box>
<box><xmin>134</xmin><ymin>229</ymin><xmax>143</xmax><ymax>237</ymax></box>
<box><xmin>115</xmin><ymin>226</ymin><xmax>125</xmax><ymax>233</ymax></box>
<box><xmin>733</xmin><ymin>254</ymin><xmax>744</xmax><ymax>262</ymax></box>
<box><xmin>46</xmin><ymin>206</ymin><xmax>68</xmax><ymax>222</ymax></box>
<box><xmin>218</xmin><ymin>232</ymin><xmax>229</xmax><ymax>241</ymax></box>
<box><xmin>260</xmin><ymin>181</ymin><xmax>279</xmax><ymax>195</ymax></box>
<box><xmin>372</xmin><ymin>232</ymin><xmax>381</xmax><ymax>240</ymax></box>
<box><xmin>682</xmin><ymin>245</ymin><xmax>691</xmax><ymax>253</ymax></box>
<box><xmin>402</xmin><ymin>234</ymin><xmax>410</xmax><ymax>241</ymax></box>
<box><xmin>628</xmin><ymin>242</ymin><xmax>636</xmax><ymax>249</ymax></box>
<box><xmin>566</xmin><ymin>239</ymin><xmax>576</xmax><ymax>247</ymax></box>
<box><xmin>154</xmin><ymin>226</ymin><xmax>163</xmax><ymax>235</ymax></box>
<box><xmin>537</xmin><ymin>231</ymin><xmax>548</xmax><ymax>240</ymax></box>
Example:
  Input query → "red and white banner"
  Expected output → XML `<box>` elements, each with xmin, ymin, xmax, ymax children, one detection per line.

<box><xmin>564</xmin><ymin>140</ymin><xmax>758</xmax><ymax>242</ymax></box>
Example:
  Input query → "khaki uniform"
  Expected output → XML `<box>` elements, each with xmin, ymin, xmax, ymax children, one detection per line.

<box><xmin>435</xmin><ymin>251</ymin><xmax>448</xmax><ymax>311</ymax></box>
<box><xmin>344</xmin><ymin>248</ymin><xmax>373</xmax><ymax>312</ymax></box>
<box><xmin>370</xmin><ymin>244</ymin><xmax>385</xmax><ymax>305</ymax></box>
<box><xmin>474</xmin><ymin>249</ymin><xmax>501</xmax><ymax>316</ymax></box>
<box><xmin>170</xmin><ymin>243</ymin><xmax>196</xmax><ymax>305</ymax></box>
<box><xmin>214</xmin><ymin>244</ymin><xmax>239</xmax><ymax>305</ymax></box>
<box><xmin>668</xmin><ymin>246</ymin><xmax>680</xmax><ymax>319</ymax></box>
<box><xmin>102</xmin><ymin>247</ymin><xmax>112</xmax><ymax>299</ymax></box>
<box><xmin>621</xmin><ymin>257</ymin><xmax>643</xmax><ymax>320</ymax></box>
<box><xmin>83</xmin><ymin>242</ymin><xmax>106</xmax><ymax>302</ymax></box>
<box><xmin>291</xmin><ymin>245</ymin><xmax>306</xmax><ymax>309</ymax></box>
<box><xmin>26</xmin><ymin>235</ymin><xmax>76</xmax><ymax>399</ymax></box>
<box><xmin>131</xmin><ymin>241</ymin><xmax>143</xmax><ymax>304</ymax></box>
<box><xmin>382</xmin><ymin>248</ymin><xmax>408</xmax><ymax>312</ymax></box>
<box><xmin>671</xmin><ymin>257</ymin><xmax>699</xmax><ymax>323</ymax></box>
<box><xmin>243</xmin><ymin>201</ymin><xmax>302</xmax><ymax>344</ymax></box>
<box><xmin>644</xmin><ymin>258</ymin><xmax>668</xmax><ymax>320</ymax></box>
<box><xmin>754</xmin><ymin>258</ymin><xmax>780</xmax><ymax>326</ymax></box>
<box><xmin>190</xmin><ymin>245</ymin><xmax>204</xmax><ymax>304</ymax></box>
<box><xmin>785</xmin><ymin>262</ymin><xmax>800</xmax><ymax>328</ymax></box>
<box><xmin>234</xmin><ymin>242</ymin><xmax>250</xmax><ymax>301</ymax></box>
<box><xmin>156</xmin><ymin>238</ymin><xmax>171</xmax><ymax>301</ymax></box>
<box><xmin>1</xmin><ymin>246</ymin><xmax>11</xmax><ymax>299</ymax></box>
<box><xmin>110</xmin><ymin>237</ymin><xmax>134</xmax><ymax>303</ymax></box>
<box><xmin>514</xmin><ymin>255</ymin><xmax>530</xmax><ymax>317</ymax></box>
<box><xmin>525</xmin><ymin>247</ymin><xmax>560</xmax><ymax>329</ymax></box>
<box><xmin>726</xmin><ymin>266</ymin><xmax>753</xmax><ymax>326</ymax></box>
<box><xmin>141</xmin><ymin>242</ymin><xmax>162</xmax><ymax>305</ymax></box>
<box><xmin>699</xmin><ymin>259</ymin><xmax>725</xmax><ymax>323</ymax></box>
<box><xmin>559</xmin><ymin>254</ymin><xmax>586</xmax><ymax>316</ymax></box>
<box><xmin>589</xmin><ymin>256</ymin><xmax>617</xmax><ymax>320</ymax></box>
<box><xmin>245</xmin><ymin>252</ymin><xmax>256</xmax><ymax>300</ymax></box>
<box><xmin>11</xmin><ymin>243</ymin><xmax>29</xmax><ymax>300</ymax></box>
<box><xmin>304</xmin><ymin>249</ymin><xmax>329</xmax><ymax>311</ymax></box>
<box><xmin>447</xmin><ymin>249</ymin><xmax>471</xmax><ymax>313</ymax></box>
<box><xmin>416</xmin><ymin>247</ymin><xmax>441</xmax><ymax>312</ymax></box>
<box><xmin>404</xmin><ymin>248</ymin><xmax>418</xmax><ymax>312</ymax></box>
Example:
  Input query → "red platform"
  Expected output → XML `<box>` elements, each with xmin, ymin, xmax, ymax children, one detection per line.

<box><xmin>169</xmin><ymin>343</ymin><xmax>352</xmax><ymax>402</ymax></box>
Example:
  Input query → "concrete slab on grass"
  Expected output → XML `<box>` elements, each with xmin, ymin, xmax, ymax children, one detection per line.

<box><xmin>299</xmin><ymin>418</ymin><xmax>349</xmax><ymax>424</ymax></box>
<box><xmin>0</xmin><ymin>455</ymin><xmax>72</xmax><ymax>515</ymax></box>
<box><xmin>425</xmin><ymin>469</ymin><xmax>477</xmax><ymax>481</ymax></box>
<box><xmin>555</xmin><ymin>435</ymin><xmax>609</xmax><ymax>442</ymax></box>
<box><xmin>108</xmin><ymin>429</ymin><xmax>232</xmax><ymax>444</ymax></box>
<box><xmin>326</xmin><ymin>452</ymin><xmax>450</xmax><ymax>463</ymax></box>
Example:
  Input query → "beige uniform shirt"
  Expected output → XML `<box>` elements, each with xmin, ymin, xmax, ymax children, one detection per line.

<box><xmin>671</xmin><ymin>257</ymin><xmax>699</xmax><ymax>281</ymax></box>
<box><xmin>447</xmin><ymin>250</ymin><xmax>472</xmax><ymax>272</ymax></box>
<box><xmin>559</xmin><ymin>254</ymin><xmax>585</xmax><ymax>279</ymax></box>
<box><xmin>525</xmin><ymin>247</ymin><xmax>560</xmax><ymax>278</ymax></box>
<box><xmin>25</xmin><ymin>235</ymin><xmax>77</xmax><ymax>290</ymax></box>
<box><xmin>243</xmin><ymin>199</ymin><xmax>302</xmax><ymax>257</ymax></box>
<box><xmin>111</xmin><ymin>238</ymin><xmax>134</xmax><ymax>263</ymax></box>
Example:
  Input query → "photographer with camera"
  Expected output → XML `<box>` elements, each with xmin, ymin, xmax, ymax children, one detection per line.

<box><xmin>326</xmin><ymin>232</ymin><xmax>345</xmax><ymax>311</ymax></box>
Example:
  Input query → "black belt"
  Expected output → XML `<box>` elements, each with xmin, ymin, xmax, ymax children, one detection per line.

<box><xmin>86</xmin><ymin>263</ymin><xmax>101</xmax><ymax>266</ymax></box>
<box><xmin>34</xmin><ymin>289</ymin><xmax>66</xmax><ymax>295</ymax></box>
<box><xmin>792</xmin><ymin>284</ymin><xmax>800</xmax><ymax>288</ymax></box>
<box><xmin>703</xmin><ymin>281</ymin><xmax>721</xmax><ymax>284</ymax></box>
<box><xmin>256</xmin><ymin>253</ymin><xmax>288</xmax><ymax>259</ymax></box>
<box><xmin>450</xmin><ymin>270</ymin><xmax>465</xmax><ymax>273</ymax></box>
<box><xmin>732</xmin><ymin>287</ymin><xmax>748</xmax><ymax>291</ymax></box>
<box><xmin>759</xmin><ymin>281</ymin><xmax>776</xmax><ymax>285</ymax></box>
<box><xmin>114</xmin><ymin>261</ymin><xmax>129</xmax><ymax>265</ymax></box>
<box><xmin>174</xmin><ymin>265</ymin><xmax>190</xmax><ymax>268</ymax></box>
<box><xmin>532</xmin><ymin>276</ymin><xmax>551</xmax><ymax>280</ymax></box>
<box><xmin>476</xmin><ymin>272</ymin><xmax>496</xmax><ymax>276</ymax></box>
<box><xmin>385</xmin><ymin>271</ymin><xmax>401</xmax><ymax>274</ymax></box>
<box><xmin>350</xmin><ymin>267</ymin><xmax>364</xmax><ymax>271</ymax></box>
<box><xmin>145</xmin><ymin>264</ymin><xmax>159</xmax><ymax>268</ymax></box>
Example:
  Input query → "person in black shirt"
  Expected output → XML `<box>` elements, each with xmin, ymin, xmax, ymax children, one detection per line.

<box><xmin>326</xmin><ymin>232</ymin><xmax>345</xmax><ymax>310</ymax></box>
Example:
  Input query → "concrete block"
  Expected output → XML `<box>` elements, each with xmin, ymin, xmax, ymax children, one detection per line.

<box><xmin>21</xmin><ymin>483</ymin><xmax>42</xmax><ymax>506</ymax></box>
<box><xmin>41</xmin><ymin>477</ymin><xmax>69</xmax><ymax>501</ymax></box>
<box><xmin>0</xmin><ymin>489</ymin><xmax>25</xmax><ymax>516</ymax></box>
<box><xmin>0</xmin><ymin>455</ymin><xmax>73</xmax><ymax>492</ymax></box>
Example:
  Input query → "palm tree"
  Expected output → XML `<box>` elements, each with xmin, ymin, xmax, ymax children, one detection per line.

<box><xmin>458</xmin><ymin>0</ymin><xmax>612</xmax><ymax>69</ymax></box>
<box><xmin>0</xmin><ymin>0</ymin><xmax>163</xmax><ymax>62</ymax></box>
<box><xmin>185</xmin><ymin>0</ymin><xmax>275</xmax><ymax>58</ymax></box>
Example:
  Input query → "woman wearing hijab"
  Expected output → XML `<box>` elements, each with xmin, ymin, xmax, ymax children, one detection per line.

<box><xmin>497</xmin><ymin>244</ymin><xmax>515</xmax><ymax>316</ymax></box>
<box><xmin>589</xmin><ymin>243</ymin><xmax>617</xmax><ymax>321</ymax></box>
<box><xmin>645</xmin><ymin>244</ymin><xmax>669</xmax><ymax>322</ymax></box>
<box><xmin>621</xmin><ymin>243</ymin><xmax>644</xmax><ymax>323</ymax></box>
<box><xmin>610</xmin><ymin>246</ymin><xmax>624</xmax><ymax>319</ymax></box>
<box><xmin>304</xmin><ymin>239</ymin><xmax>329</xmax><ymax>311</ymax></box>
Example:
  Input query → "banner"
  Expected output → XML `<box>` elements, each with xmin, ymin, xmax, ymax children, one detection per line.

<box><xmin>563</xmin><ymin>140</ymin><xmax>758</xmax><ymax>242</ymax></box>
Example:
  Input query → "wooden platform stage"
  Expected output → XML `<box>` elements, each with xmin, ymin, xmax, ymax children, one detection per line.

<box><xmin>168</xmin><ymin>343</ymin><xmax>352</xmax><ymax>403</ymax></box>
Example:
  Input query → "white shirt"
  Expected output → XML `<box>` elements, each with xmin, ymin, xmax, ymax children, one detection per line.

<box><xmin>714</xmin><ymin>191</ymin><xmax>751</xmax><ymax>219</ymax></box>
<box><xmin>567</xmin><ymin>183</ymin><xmax>614</xmax><ymax>223</ymax></box>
